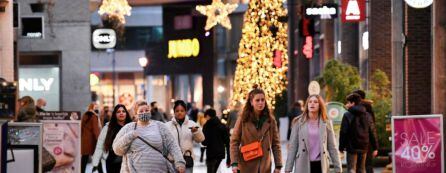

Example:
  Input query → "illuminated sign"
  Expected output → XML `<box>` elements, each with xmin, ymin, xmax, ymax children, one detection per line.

<box><xmin>92</xmin><ymin>29</ymin><xmax>117</xmax><ymax>49</ymax></box>
<box><xmin>19</xmin><ymin>67</ymin><xmax>60</xmax><ymax>110</ymax></box>
<box><xmin>404</xmin><ymin>0</ymin><xmax>433</xmax><ymax>8</ymax></box>
<box><xmin>303</xmin><ymin>36</ymin><xmax>313</xmax><ymax>59</ymax></box>
<box><xmin>19</xmin><ymin>78</ymin><xmax>54</xmax><ymax>91</ymax></box>
<box><xmin>167</xmin><ymin>38</ymin><xmax>200</xmax><ymax>58</ymax></box>
<box><xmin>305</xmin><ymin>4</ymin><xmax>338</xmax><ymax>19</ymax></box>
<box><xmin>342</xmin><ymin>0</ymin><xmax>366</xmax><ymax>22</ymax></box>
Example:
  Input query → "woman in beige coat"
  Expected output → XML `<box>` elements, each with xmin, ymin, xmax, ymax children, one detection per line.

<box><xmin>285</xmin><ymin>95</ymin><xmax>342</xmax><ymax>173</ymax></box>
<box><xmin>230</xmin><ymin>86</ymin><xmax>282</xmax><ymax>173</ymax></box>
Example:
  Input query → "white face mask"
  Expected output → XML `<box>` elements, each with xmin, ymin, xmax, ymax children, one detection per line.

<box><xmin>138</xmin><ymin>112</ymin><xmax>152</xmax><ymax>122</ymax></box>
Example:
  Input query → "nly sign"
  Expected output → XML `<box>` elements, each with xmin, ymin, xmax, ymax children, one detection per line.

<box><xmin>92</xmin><ymin>29</ymin><xmax>117</xmax><ymax>49</ymax></box>
<box><xmin>167</xmin><ymin>38</ymin><xmax>200</xmax><ymax>59</ymax></box>
<box><xmin>341</xmin><ymin>0</ymin><xmax>366</xmax><ymax>22</ymax></box>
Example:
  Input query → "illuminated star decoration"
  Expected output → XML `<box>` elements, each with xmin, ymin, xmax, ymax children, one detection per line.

<box><xmin>196</xmin><ymin>0</ymin><xmax>238</xmax><ymax>30</ymax></box>
<box><xmin>98</xmin><ymin>0</ymin><xmax>132</xmax><ymax>24</ymax></box>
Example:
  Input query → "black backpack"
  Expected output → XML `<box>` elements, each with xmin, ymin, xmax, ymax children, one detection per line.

<box><xmin>348</xmin><ymin>112</ymin><xmax>370</xmax><ymax>150</ymax></box>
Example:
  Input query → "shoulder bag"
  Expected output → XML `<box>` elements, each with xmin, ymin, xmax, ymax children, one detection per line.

<box><xmin>174</xmin><ymin>125</ymin><xmax>194</xmax><ymax>168</ymax></box>
<box><xmin>134</xmin><ymin>123</ymin><xmax>177</xmax><ymax>173</ymax></box>
<box><xmin>239</xmin><ymin>122</ymin><xmax>270</xmax><ymax>161</ymax></box>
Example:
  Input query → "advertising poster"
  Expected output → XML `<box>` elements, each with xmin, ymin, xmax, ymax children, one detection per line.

<box><xmin>42</xmin><ymin>121</ymin><xmax>80</xmax><ymax>173</ymax></box>
<box><xmin>19</xmin><ymin>67</ymin><xmax>60</xmax><ymax>111</ymax></box>
<box><xmin>37</xmin><ymin>111</ymin><xmax>81</xmax><ymax>121</ymax></box>
<box><xmin>392</xmin><ymin>115</ymin><xmax>444</xmax><ymax>173</ymax></box>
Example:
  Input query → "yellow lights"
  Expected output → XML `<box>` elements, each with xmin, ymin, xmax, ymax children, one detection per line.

<box><xmin>168</xmin><ymin>38</ymin><xmax>200</xmax><ymax>59</ymax></box>
<box><xmin>98</xmin><ymin>0</ymin><xmax>132</xmax><ymax>24</ymax></box>
<box><xmin>90</xmin><ymin>73</ymin><xmax>100</xmax><ymax>86</ymax></box>
<box><xmin>196</xmin><ymin>0</ymin><xmax>238</xmax><ymax>30</ymax></box>
<box><xmin>231</xmin><ymin>0</ymin><xmax>288</xmax><ymax>109</ymax></box>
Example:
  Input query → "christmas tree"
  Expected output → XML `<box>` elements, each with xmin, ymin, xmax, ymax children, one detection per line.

<box><xmin>231</xmin><ymin>0</ymin><xmax>288</xmax><ymax>109</ymax></box>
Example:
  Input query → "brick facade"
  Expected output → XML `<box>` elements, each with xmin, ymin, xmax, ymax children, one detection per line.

<box><xmin>369</xmin><ymin>0</ymin><xmax>392</xmax><ymax>78</ymax></box>
<box><xmin>405</xmin><ymin>5</ymin><xmax>432</xmax><ymax>115</ymax></box>
<box><xmin>340</xmin><ymin>23</ymin><xmax>359</xmax><ymax>67</ymax></box>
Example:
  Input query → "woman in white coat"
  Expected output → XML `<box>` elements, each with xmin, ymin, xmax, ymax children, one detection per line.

<box><xmin>285</xmin><ymin>95</ymin><xmax>342</xmax><ymax>173</ymax></box>
<box><xmin>165</xmin><ymin>100</ymin><xmax>205</xmax><ymax>173</ymax></box>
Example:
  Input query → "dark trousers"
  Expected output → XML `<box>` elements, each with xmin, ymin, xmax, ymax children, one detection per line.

<box><xmin>365</xmin><ymin>148</ymin><xmax>374</xmax><ymax>173</ymax></box>
<box><xmin>347</xmin><ymin>152</ymin><xmax>367</xmax><ymax>173</ymax></box>
<box><xmin>97</xmin><ymin>162</ymin><xmax>104</xmax><ymax>173</ymax></box>
<box><xmin>206</xmin><ymin>159</ymin><xmax>222</xmax><ymax>173</ymax></box>
<box><xmin>200</xmin><ymin>147</ymin><xmax>206</xmax><ymax>162</ymax></box>
<box><xmin>310</xmin><ymin>161</ymin><xmax>322</xmax><ymax>173</ymax></box>
<box><xmin>106</xmin><ymin>159</ymin><xmax>122</xmax><ymax>173</ymax></box>
<box><xmin>81</xmin><ymin>155</ymin><xmax>89</xmax><ymax>173</ymax></box>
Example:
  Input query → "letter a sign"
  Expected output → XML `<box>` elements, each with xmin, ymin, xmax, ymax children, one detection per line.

<box><xmin>342</xmin><ymin>0</ymin><xmax>365</xmax><ymax>22</ymax></box>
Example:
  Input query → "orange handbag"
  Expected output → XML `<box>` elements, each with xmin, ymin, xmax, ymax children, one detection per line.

<box><xmin>240</xmin><ymin>141</ymin><xmax>263</xmax><ymax>161</ymax></box>
<box><xmin>239</xmin><ymin>123</ymin><xmax>269</xmax><ymax>161</ymax></box>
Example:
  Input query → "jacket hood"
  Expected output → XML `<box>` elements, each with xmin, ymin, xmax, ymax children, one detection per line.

<box><xmin>348</xmin><ymin>105</ymin><xmax>367</xmax><ymax>115</ymax></box>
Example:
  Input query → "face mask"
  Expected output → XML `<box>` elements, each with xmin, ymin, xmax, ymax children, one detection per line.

<box><xmin>138</xmin><ymin>112</ymin><xmax>152</xmax><ymax>122</ymax></box>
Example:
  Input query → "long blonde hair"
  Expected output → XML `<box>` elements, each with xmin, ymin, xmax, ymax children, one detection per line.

<box><xmin>293</xmin><ymin>95</ymin><xmax>328</xmax><ymax>124</ymax></box>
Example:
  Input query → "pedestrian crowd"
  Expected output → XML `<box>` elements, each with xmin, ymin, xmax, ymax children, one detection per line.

<box><xmin>16</xmin><ymin>86</ymin><xmax>378</xmax><ymax>173</ymax></box>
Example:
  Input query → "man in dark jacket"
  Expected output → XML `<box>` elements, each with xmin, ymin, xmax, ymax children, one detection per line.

<box><xmin>339</xmin><ymin>93</ymin><xmax>378</xmax><ymax>173</ymax></box>
<box><xmin>150</xmin><ymin>101</ymin><xmax>165</xmax><ymax>122</ymax></box>
<box><xmin>353</xmin><ymin>89</ymin><xmax>378</xmax><ymax>173</ymax></box>
<box><xmin>202</xmin><ymin>108</ymin><xmax>230</xmax><ymax>173</ymax></box>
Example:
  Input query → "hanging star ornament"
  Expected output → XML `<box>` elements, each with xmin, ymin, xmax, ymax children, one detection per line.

<box><xmin>196</xmin><ymin>0</ymin><xmax>238</xmax><ymax>30</ymax></box>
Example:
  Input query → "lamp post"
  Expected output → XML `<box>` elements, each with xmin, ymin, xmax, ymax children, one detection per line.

<box><xmin>138</xmin><ymin>56</ymin><xmax>148</xmax><ymax>100</ymax></box>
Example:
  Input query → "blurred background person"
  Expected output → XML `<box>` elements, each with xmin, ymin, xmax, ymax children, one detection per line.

<box><xmin>81</xmin><ymin>105</ymin><xmax>101</xmax><ymax>173</ymax></box>
<box><xmin>227</xmin><ymin>101</ymin><xmax>242</xmax><ymax>135</ymax></box>
<box><xmin>17</xmin><ymin>96</ymin><xmax>37</xmax><ymax>122</ymax></box>
<box><xmin>100</xmin><ymin>106</ymin><xmax>111</xmax><ymax>126</ymax></box>
<box><xmin>150</xmin><ymin>101</ymin><xmax>165</xmax><ymax>122</ymax></box>
<box><xmin>36</xmin><ymin>98</ymin><xmax>47</xmax><ymax>112</ymax></box>
<box><xmin>287</xmin><ymin>101</ymin><xmax>303</xmax><ymax>140</ymax></box>
<box><xmin>202</xmin><ymin>108</ymin><xmax>230</xmax><ymax>173</ymax></box>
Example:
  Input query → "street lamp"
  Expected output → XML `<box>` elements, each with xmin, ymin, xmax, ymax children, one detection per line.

<box><xmin>139</xmin><ymin>56</ymin><xmax>148</xmax><ymax>101</ymax></box>
<box><xmin>138</xmin><ymin>56</ymin><xmax>148</xmax><ymax>67</ymax></box>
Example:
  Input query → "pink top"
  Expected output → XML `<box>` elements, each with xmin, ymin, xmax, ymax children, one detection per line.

<box><xmin>307</xmin><ymin>119</ymin><xmax>321</xmax><ymax>161</ymax></box>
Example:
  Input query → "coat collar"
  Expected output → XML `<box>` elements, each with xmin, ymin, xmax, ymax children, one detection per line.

<box><xmin>171</xmin><ymin>116</ymin><xmax>189</xmax><ymax>126</ymax></box>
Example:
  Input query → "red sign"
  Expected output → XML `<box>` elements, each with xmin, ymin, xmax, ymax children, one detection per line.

<box><xmin>341</xmin><ymin>0</ymin><xmax>366</xmax><ymax>22</ymax></box>
<box><xmin>392</xmin><ymin>115</ymin><xmax>444</xmax><ymax>173</ymax></box>
<box><xmin>273</xmin><ymin>50</ymin><xmax>282</xmax><ymax>68</ymax></box>
<box><xmin>303</xmin><ymin>36</ymin><xmax>313</xmax><ymax>59</ymax></box>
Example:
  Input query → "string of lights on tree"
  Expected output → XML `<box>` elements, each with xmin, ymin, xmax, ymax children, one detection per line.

<box><xmin>98</xmin><ymin>0</ymin><xmax>132</xmax><ymax>24</ymax></box>
<box><xmin>231</xmin><ymin>0</ymin><xmax>288</xmax><ymax>109</ymax></box>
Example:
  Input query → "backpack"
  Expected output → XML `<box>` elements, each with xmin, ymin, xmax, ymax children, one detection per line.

<box><xmin>348</xmin><ymin>111</ymin><xmax>370</xmax><ymax>150</ymax></box>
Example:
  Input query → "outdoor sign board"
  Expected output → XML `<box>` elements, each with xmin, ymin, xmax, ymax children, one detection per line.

<box><xmin>341</xmin><ymin>0</ymin><xmax>366</xmax><ymax>22</ymax></box>
<box><xmin>305</xmin><ymin>3</ymin><xmax>338</xmax><ymax>19</ymax></box>
<box><xmin>92</xmin><ymin>29</ymin><xmax>117</xmax><ymax>49</ymax></box>
<box><xmin>41</xmin><ymin>120</ymin><xmax>81</xmax><ymax>173</ymax></box>
<box><xmin>37</xmin><ymin>111</ymin><xmax>81</xmax><ymax>121</ymax></box>
<box><xmin>21</xmin><ymin>16</ymin><xmax>44</xmax><ymax>38</ymax></box>
<box><xmin>19</xmin><ymin>67</ymin><xmax>60</xmax><ymax>111</ymax></box>
<box><xmin>326</xmin><ymin>101</ymin><xmax>347</xmax><ymax>165</ymax></box>
<box><xmin>392</xmin><ymin>115</ymin><xmax>444</xmax><ymax>173</ymax></box>
<box><xmin>404</xmin><ymin>0</ymin><xmax>433</xmax><ymax>8</ymax></box>
<box><xmin>7</xmin><ymin>123</ymin><xmax>43</xmax><ymax>173</ymax></box>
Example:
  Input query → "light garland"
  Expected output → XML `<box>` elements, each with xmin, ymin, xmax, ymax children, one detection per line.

<box><xmin>196</xmin><ymin>0</ymin><xmax>238</xmax><ymax>30</ymax></box>
<box><xmin>231</xmin><ymin>0</ymin><xmax>288</xmax><ymax>109</ymax></box>
<box><xmin>98</xmin><ymin>0</ymin><xmax>132</xmax><ymax>24</ymax></box>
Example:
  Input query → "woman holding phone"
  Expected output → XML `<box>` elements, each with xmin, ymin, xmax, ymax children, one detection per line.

<box><xmin>165</xmin><ymin>100</ymin><xmax>205</xmax><ymax>173</ymax></box>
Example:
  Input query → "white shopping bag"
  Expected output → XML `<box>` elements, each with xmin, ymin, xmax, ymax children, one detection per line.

<box><xmin>217</xmin><ymin>160</ymin><xmax>232</xmax><ymax>173</ymax></box>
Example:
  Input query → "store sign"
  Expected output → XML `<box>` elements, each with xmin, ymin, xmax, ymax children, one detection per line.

<box><xmin>167</xmin><ymin>38</ymin><xmax>200</xmax><ymax>59</ymax></box>
<box><xmin>392</xmin><ymin>115</ymin><xmax>444</xmax><ymax>173</ymax></box>
<box><xmin>305</xmin><ymin>4</ymin><xmax>338</xmax><ymax>19</ymax></box>
<box><xmin>405</xmin><ymin>0</ymin><xmax>433</xmax><ymax>8</ymax></box>
<box><xmin>21</xmin><ymin>17</ymin><xmax>43</xmax><ymax>38</ymax></box>
<box><xmin>92</xmin><ymin>29</ymin><xmax>117</xmax><ymax>49</ymax></box>
<box><xmin>19</xmin><ymin>67</ymin><xmax>60</xmax><ymax>111</ymax></box>
<box><xmin>341</xmin><ymin>0</ymin><xmax>366</xmax><ymax>22</ymax></box>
